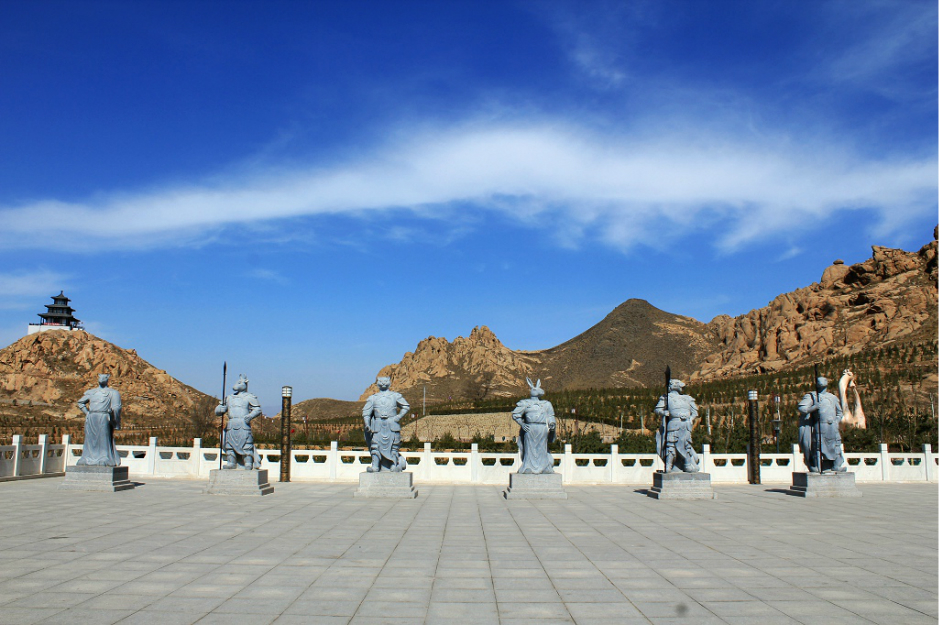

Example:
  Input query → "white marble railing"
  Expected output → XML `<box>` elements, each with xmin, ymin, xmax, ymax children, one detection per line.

<box><xmin>2</xmin><ymin>435</ymin><xmax>935</xmax><ymax>484</ymax></box>
<box><xmin>0</xmin><ymin>435</ymin><xmax>68</xmax><ymax>479</ymax></box>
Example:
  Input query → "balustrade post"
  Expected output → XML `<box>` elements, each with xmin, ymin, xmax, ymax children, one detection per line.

<box><xmin>61</xmin><ymin>434</ymin><xmax>71</xmax><ymax>470</ymax></box>
<box><xmin>192</xmin><ymin>438</ymin><xmax>202</xmax><ymax>477</ymax></box>
<box><xmin>923</xmin><ymin>444</ymin><xmax>933</xmax><ymax>482</ymax></box>
<box><xmin>471</xmin><ymin>443</ymin><xmax>479</xmax><ymax>483</ymax></box>
<box><xmin>701</xmin><ymin>443</ymin><xmax>711</xmax><ymax>474</ymax></box>
<box><xmin>563</xmin><ymin>444</ymin><xmax>573</xmax><ymax>483</ymax></box>
<box><xmin>329</xmin><ymin>441</ymin><xmax>338</xmax><ymax>480</ymax></box>
<box><xmin>792</xmin><ymin>443</ymin><xmax>803</xmax><ymax>472</ymax></box>
<box><xmin>38</xmin><ymin>434</ymin><xmax>48</xmax><ymax>475</ymax></box>
<box><xmin>423</xmin><ymin>443</ymin><xmax>432</xmax><ymax>481</ymax></box>
<box><xmin>147</xmin><ymin>437</ymin><xmax>158</xmax><ymax>475</ymax></box>
<box><xmin>609</xmin><ymin>444</ymin><xmax>618</xmax><ymax>483</ymax></box>
<box><xmin>879</xmin><ymin>443</ymin><xmax>890</xmax><ymax>482</ymax></box>
<box><xmin>11</xmin><ymin>434</ymin><xmax>22</xmax><ymax>477</ymax></box>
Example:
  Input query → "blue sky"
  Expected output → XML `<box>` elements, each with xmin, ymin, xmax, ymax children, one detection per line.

<box><xmin>0</xmin><ymin>0</ymin><xmax>936</xmax><ymax>410</ymax></box>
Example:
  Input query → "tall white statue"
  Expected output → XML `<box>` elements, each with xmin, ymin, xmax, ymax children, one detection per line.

<box><xmin>362</xmin><ymin>376</ymin><xmax>410</xmax><ymax>472</ymax></box>
<box><xmin>76</xmin><ymin>373</ymin><xmax>122</xmax><ymax>466</ymax></box>
<box><xmin>838</xmin><ymin>369</ymin><xmax>867</xmax><ymax>429</ymax></box>
<box><xmin>511</xmin><ymin>378</ymin><xmax>557</xmax><ymax>474</ymax></box>
<box><xmin>215</xmin><ymin>374</ymin><xmax>262</xmax><ymax>470</ymax></box>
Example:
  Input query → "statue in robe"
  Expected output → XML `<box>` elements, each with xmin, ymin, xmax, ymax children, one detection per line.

<box><xmin>362</xmin><ymin>376</ymin><xmax>409</xmax><ymax>472</ymax></box>
<box><xmin>798</xmin><ymin>376</ymin><xmax>846</xmax><ymax>473</ymax></box>
<box><xmin>512</xmin><ymin>378</ymin><xmax>557</xmax><ymax>474</ymax></box>
<box><xmin>654</xmin><ymin>379</ymin><xmax>700</xmax><ymax>473</ymax></box>
<box><xmin>215</xmin><ymin>374</ymin><xmax>262</xmax><ymax>469</ymax></box>
<box><xmin>77</xmin><ymin>373</ymin><xmax>122</xmax><ymax>467</ymax></box>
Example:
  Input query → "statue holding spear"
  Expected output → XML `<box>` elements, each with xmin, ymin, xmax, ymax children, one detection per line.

<box><xmin>797</xmin><ymin>367</ymin><xmax>846</xmax><ymax>473</ymax></box>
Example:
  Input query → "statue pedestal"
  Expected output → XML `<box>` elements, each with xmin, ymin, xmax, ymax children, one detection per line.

<box><xmin>504</xmin><ymin>472</ymin><xmax>567</xmax><ymax>500</ymax></box>
<box><xmin>59</xmin><ymin>465</ymin><xmax>135</xmax><ymax>492</ymax></box>
<box><xmin>789</xmin><ymin>471</ymin><xmax>861</xmax><ymax>498</ymax></box>
<box><xmin>205</xmin><ymin>469</ymin><xmax>274</xmax><ymax>496</ymax></box>
<box><xmin>354</xmin><ymin>471</ymin><xmax>418</xmax><ymax>498</ymax></box>
<box><xmin>648</xmin><ymin>471</ymin><xmax>716</xmax><ymax>500</ymax></box>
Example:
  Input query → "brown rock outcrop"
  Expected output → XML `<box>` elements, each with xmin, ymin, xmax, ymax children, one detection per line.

<box><xmin>0</xmin><ymin>330</ymin><xmax>211</xmax><ymax>423</ymax></box>
<box><xmin>694</xmin><ymin>236</ymin><xmax>938</xmax><ymax>379</ymax></box>
<box><xmin>359</xmin><ymin>326</ymin><xmax>537</xmax><ymax>404</ymax></box>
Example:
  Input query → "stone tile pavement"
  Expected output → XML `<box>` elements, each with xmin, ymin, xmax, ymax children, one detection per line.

<box><xmin>0</xmin><ymin>478</ymin><xmax>935</xmax><ymax>625</ymax></box>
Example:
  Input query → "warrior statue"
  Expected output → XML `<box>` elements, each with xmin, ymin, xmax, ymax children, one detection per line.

<box><xmin>77</xmin><ymin>373</ymin><xmax>122</xmax><ymax>467</ymax></box>
<box><xmin>511</xmin><ymin>378</ymin><xmax>557</xmax><ymax>474</ymax></box>
<box><xmin>654</xmin><ymin>379</ymin><xmax>700</xmax><ymax>473</ymax></box>
<box><xmin>798</xmin><ymin>376</ymin><xmax>846</xmax><ymax>473</ymax></box>
<box><xmin>362</xmin><ymin>376</ymin><xmax>409</xmax><ymax>472</ymax></box>
<box><xmin>215</xmin><ymin>374</ymin><xmax>262</xmax><ymax>470</ymax></box>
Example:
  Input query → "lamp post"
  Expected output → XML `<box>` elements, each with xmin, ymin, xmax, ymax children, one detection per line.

<box><xmin>280</xmin><ymin>386</ymin><xmax>292</xmax><ymax>483</ymax></box>
<box><xmin>747</xmin><ymin>390</ymin><xmax>760</xmax><ymax>484</ymax></box>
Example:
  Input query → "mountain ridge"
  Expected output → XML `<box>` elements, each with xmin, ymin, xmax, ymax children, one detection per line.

<box><xmin>361</xmin><ymin>231</ymin><xmax>937</xmax><ymax>403</ymax></box>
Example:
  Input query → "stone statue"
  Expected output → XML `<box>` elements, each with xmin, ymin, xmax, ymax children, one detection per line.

<box><xmin>654</xmin><ymin>379</ymin><xmax>699</xmax><ymax>473</ymax></box>
<box><xmin>76</xmin><ymin>373</ymin><xmax>122</xmax><ymax>467</ymax></box>
<box><xmin>511</xmin><ymin>378</ymin><xmax>557</xmax><ymax>474</ymax></box>
<box><xmin>838</xmin><ymin>369</ymin><xmax>867</xmax><ymax>429</ymax></box>
<box><xmin>798</xmin><ymin>376</ymin><xmax>846</xmax><ymax>473</ymax></box>
<box><xmin>362</xmin><ymin>376</ymin><xmax>409</xmax><ymax>472</ymax></box>
<box><xmin>215</xmin><ymin>374</ymin><xmax>262</xmax><ymax>470</ymax></box>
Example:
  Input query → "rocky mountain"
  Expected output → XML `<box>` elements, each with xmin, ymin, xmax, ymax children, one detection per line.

<box><xmin>0</xmin><ymin>330</ymin><xmax>212</xmax><ymax>424</ymax></box>
<box><xmin>360</xmin><ymin>301</ymin><xmax>716</xmax><ymax>403</ymax></box>
<box><xmin>359</xmin><ymin>326</ymin><xmax>539</xmax><ymax>404</ymax></box>
<box><xmin>363</xmin><ymin>231</ymin><xmax>938</xmax><ymax>403</ymax></box>
<box><xmin>695</xmin><ymin>235</ymin><xmax>937</xmax><ymax>379</ymax></box>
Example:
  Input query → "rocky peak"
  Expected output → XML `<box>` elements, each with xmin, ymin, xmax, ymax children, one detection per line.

<box><xmin>695</xmin><ymin>235</ymin><xmax>937</xmax><ymax>379</ymax></box>
<box><xmin>0</xmin><ymin>330</ymin><xmax>211</xmax><ymax>423</ymax></box>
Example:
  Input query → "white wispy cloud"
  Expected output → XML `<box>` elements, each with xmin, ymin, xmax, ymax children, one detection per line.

<box><xmin>247</xmin><ymin>268</ymin><xmax>289</xmax><ymax>284</ymax></box>
<box><xmin>0</xmin><ymin>121</ymin><xmax>934</xmax><ymax>254</ymax></box>
<box><xmin>0</xmin><ymin>270</ymin><xmax>70</xmax><ymax>309</ymax></box>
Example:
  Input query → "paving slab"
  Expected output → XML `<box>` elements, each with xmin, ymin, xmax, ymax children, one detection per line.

<box><xmin>0</xmin><ymin>478</ymin><xmax>934</xmax><ymax>624</ymax></box>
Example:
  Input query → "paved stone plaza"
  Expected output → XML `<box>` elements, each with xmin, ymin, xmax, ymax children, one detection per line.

<box><xmin>0</xmin><ymin>479</ymin><xmax>935</xmax><ymax>625</ymax></box>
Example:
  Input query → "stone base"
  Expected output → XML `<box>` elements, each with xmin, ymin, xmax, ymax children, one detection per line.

<box><xmin>59</xmin><ymin>465</ymin><xmax>135</xmax><ymax>492</ymax></box>
<box><xmin>205</xmin><ymin>469</ymin><xmax>274</xmax><ymax>496</ymax></box>
<box><xmin>354</xmin><ymin>471</ymin><xmax>418</xmax><ymax>498</ymax></box>
<box><xmin>504</xmin><ymin>472</ymin><xmax>567</xmax><ymax>500</ymax></box>
<box><xmin>648</xmin><ymin>470</ymin><xmax>716</xmax><ymax>500</ymax></box>
<box><xmin>788</xmin><ymin>471</ymin><xmax>861</xmax><ymax>498</ymax></box>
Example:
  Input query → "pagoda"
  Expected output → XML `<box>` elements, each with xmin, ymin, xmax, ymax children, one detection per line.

<box><xmin>27</xmin><ymin>291</ymin><xmax>83</xmax><ymax>335</ymax></box>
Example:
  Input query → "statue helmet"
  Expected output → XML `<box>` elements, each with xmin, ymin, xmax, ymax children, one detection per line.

<box><xmin>97</xmin><ymin>373</ymin><xmax>111</xmax><ymax>384</ymax></box>
<box><xmin>668</xmin><ymin>379</ymin><xmax>685</xmax><ymax>391</ymax></box>
<box><xmin>376</xmin><ymin>376</ymin><xmax>391</xmax><ymax>387</ymax></box>
<box><xmin>234</xmin><ymin>374</ymin><xmax>249</xmax><ymax>391</ymax></box>
<box><xmin>816</xmin><ymin>376</ymin><xmax>828</xmax><ymax>389</ymax></box>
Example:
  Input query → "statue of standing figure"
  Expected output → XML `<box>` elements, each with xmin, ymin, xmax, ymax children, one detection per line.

<box><xmin>512</xmin><ymin>378</ymin><xmax>557</xmax><ymax>474</ymax></box>
<box><xmin>76</xmin><ymin>373</ymin><xmax>122</xmax><ymax>467</ymax></box>
<box><xmin>215</xmin><ymin>374</ymin><xmax>262</xmax><ymax>470</ymax></box>
<box><xmin>654</xmin><ymin>379</ymin><xmax>700</xmax><ymax>473</ymax></box>
<box><xmin>798</xmin><ymin>376</ymin><xmax>846</xmax><ymax>473</ymax></box>
<box><xmin>362</xmin><ymin>376</ymin><xmax>410</xmax><ymax>472</ymax></box>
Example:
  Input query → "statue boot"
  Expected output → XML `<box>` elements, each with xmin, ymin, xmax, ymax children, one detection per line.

<box><xmin>664</xmin><ymin>448</ymin><xmax>681</xmax><ymax>473</ymax></box>
<box><xmin>367</xmin><ymin>452</ymin><xmax>380</xmax><ymax>473</ymax></box>
<box><xmin>244</xmin><ymin>455</ymin><xmax>254</xmax><ymax>470</ymax></box>
<box><xmin>223</xmin><ymin>452</ymin><xmax>237</xmax><ymax>470</ymax></box>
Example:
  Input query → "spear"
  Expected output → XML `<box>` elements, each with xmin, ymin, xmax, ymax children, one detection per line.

<box><xmin>657</xmin><ymin>365</ymin><xmax>671</xmax><ymax>464</ymax></box>
<box><xmin>813</xmin><ymin>363</ymin><xmax>822</xmax><ymax>473</ymax></box>
<box><xmin>219</xmin><ymin>361</ymin><xmax>227</xmax><ymax>470</ymax></box>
